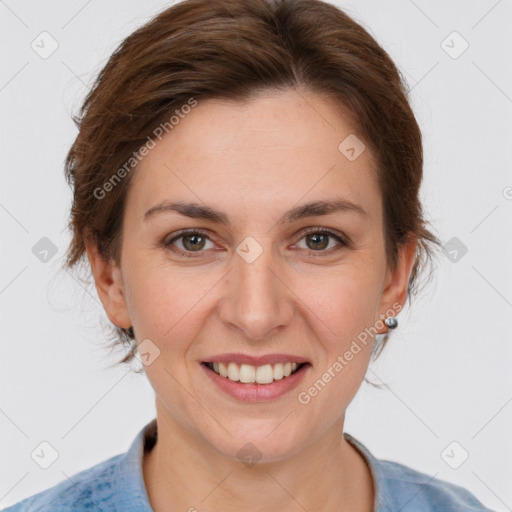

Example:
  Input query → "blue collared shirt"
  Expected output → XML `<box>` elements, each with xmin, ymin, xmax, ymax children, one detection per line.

<box><xmin>2</xmin><ymin>418</ymin><xmax>496</xmax><ymax>511</ymax></box>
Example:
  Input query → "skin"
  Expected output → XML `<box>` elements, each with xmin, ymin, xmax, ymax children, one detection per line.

<box><xmin>86</xmin><ymin>87</ymin><xmax>417</xmax><ymax>512</ymax></box>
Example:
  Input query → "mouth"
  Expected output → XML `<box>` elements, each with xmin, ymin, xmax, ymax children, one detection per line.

<box><xmin>201</xmin><ymin>361</ymin><xmax>310</xmax><ymax>385</ymax></box>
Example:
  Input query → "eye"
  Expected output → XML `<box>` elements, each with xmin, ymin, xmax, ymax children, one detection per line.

<box><xmin>163</xmin><ymin>227</ymin><xmax>350</xmax><ymax>259</ymax></box>
<box><xmin>295</xmin><ymin>227</ymin><xmax>349</xmax><ymax>254</ymax></box>
<box><xmin>163</xmin><ymin>229</ymin><xmax>216</xmax><ymax>257</ymax></box>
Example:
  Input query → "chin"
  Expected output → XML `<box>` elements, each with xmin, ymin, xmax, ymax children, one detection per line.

<box><xmin>204</xmin><ymin>422</ymin><xmax>308</xmax><ymax>465</ymax></box>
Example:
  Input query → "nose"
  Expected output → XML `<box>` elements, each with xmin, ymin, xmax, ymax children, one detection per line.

<box><xmin>218</xmin><ymin>242</ymin><xmax>294</xmax><ymax>341</ymax></box>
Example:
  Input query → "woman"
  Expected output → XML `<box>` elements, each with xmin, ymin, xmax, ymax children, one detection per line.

<box><xmin>4</xmin><ymin>0</ymin><xmax>497</xmax><ymax>510</ymax></box>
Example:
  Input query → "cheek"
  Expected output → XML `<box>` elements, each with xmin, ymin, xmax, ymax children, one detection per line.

<box><xmin>295</xmin><ymin>262</ymin><xmax>382</xmax><ymax>339</ymax></box>
<box><xmin>291</xmin><ymin>264</ymin><xmax>381</xmax><ymax>403</ymax></box>
<box><xmin>296</xmin><ymin>277</ymin><xmax>377</xmax><ymax>416</ymax></box>
<box><xmin>123</xmin><ymin>261</ymin><xmax>216</xmax><ymax>348</ymax></box>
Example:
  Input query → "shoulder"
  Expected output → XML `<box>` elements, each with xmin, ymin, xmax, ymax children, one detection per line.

<box><xmin>374</xmin><ymin>458</ymin><xmax>496</xmax><ymax>512</ymax></box>
<box><xmin>344</xmin><ymin>432</ymin><xmax>497</xmax><ymax>512</ymax></box>
<box><xmin>1</xmin><ymin>453</ymin><xmax>123</xmax><ymax>512</ymax></box>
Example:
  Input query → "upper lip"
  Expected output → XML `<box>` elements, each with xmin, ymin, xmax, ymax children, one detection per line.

<box><xmin>203</xmin><ymin>353</ymin><xmax>311</xmax><ymax>366</ymax></box>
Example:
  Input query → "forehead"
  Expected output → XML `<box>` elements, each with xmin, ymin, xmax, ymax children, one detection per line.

<box><xmin>127</xmin><ymin>88</ymin><xmax>381</xmax><ymax>224</ymax></box>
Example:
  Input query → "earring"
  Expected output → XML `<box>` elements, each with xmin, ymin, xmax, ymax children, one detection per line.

<box><xmin>384</xmin><ymin>316</ymin><xmax>398</xmax><ymax>329</ymax></box>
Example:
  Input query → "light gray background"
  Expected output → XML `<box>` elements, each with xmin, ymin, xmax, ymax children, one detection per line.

<box><xmin>1</xmin><ymin>0</ymin><xmax>511</xmax><ymax>510</ymax></box>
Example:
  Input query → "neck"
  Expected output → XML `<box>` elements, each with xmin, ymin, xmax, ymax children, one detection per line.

<box><xmin>142</xmin><ymin>403</ymin><xmax>374</xmax><ymax>512</ymax></box>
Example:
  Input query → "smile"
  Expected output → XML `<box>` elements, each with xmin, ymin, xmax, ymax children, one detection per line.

<box><xmin>204</xmin><ymin>361</ymin><xmax>307</xmax><ymax>385</ymax></box>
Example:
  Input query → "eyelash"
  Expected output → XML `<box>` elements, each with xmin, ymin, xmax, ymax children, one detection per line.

<box><xmin>163</xmin><ymin>227</ymin><xmax>350</xmax><ymax>259</ymax></box>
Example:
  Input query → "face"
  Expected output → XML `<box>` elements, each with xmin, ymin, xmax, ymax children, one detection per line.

<box><xmin>87</xmin><ymin>87</ymin><xmax>415</xmax><ymax>462</ymax></box>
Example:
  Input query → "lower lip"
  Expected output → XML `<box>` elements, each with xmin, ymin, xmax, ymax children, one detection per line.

<box><xmin>200</xmin><ymin>362</ymin><xmax>311</xmax><ymax>402</ymax></box>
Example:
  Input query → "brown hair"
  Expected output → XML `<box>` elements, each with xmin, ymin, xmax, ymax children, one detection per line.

<box><xmin>63</xmin><ymin>0</ymin><xmax>441</xmax><ymax>370</ymax></box>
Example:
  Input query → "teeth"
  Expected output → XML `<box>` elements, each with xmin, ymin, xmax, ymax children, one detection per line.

<box><xmin>274</xmin><ymin>363</ymin><xmax>284</xmax><ymax>380</ymax></box>
<box><xmin>218</xmin><ymin>362</ymin><xmax>228</xmax><ymax>378</ymax></box>
<box><xmin>255</xmin><ymin>364</ymin><xmax>273</xmax><ymax>384</ymax></box>
<box><xmin>228</xmin><ymin>362</ymin><xmax>240</xmax><ymax>381</ymax></box>
<box><xmin>208</xmin><ymin>361</ymin><xmax>303</xmax><ymax>384</ymax></box>
<box><xmin>239</xmin><ymin>364</ymin><xmax>255</xmax><ymax>383</ymax></box>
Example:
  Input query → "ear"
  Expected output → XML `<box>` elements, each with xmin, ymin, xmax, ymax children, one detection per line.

<box><xmin>84</xmin><ymin>238</ymin><xmax>132</xmax><ymax>330</ymax></box>
<box><xmin>377</xmin><ymin>234</ymin><xmax>417</xmax><ymax>331</ymax></box>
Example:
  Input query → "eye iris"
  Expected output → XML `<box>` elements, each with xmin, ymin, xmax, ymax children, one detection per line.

<box><xmin>183</xmin><ymin>234</ymin><xmax>205</xmax><ymax>251</ymax></box>
<box><xmin>307</xmin><ymin>233</ymin><xmax>329</xmax><ymax>250</ymax></box>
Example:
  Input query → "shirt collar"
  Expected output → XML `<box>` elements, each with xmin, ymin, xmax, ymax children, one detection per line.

<box><xmin>114</xmin><ymin>418</ymin><xmax>389</xmax><ymax>511</ymax></box>
<box><xmin>343</xmin><ymin>432</ymin><xmax>394</xmax><ymax>512</ymax></box>
<box><xmin>113</xmin><ymin>418</ymin><xmax>156</xmax><ymax>511</ymax></box>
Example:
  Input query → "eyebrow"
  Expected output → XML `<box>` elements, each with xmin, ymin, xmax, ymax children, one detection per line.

<box><xmin>143</xmin><ymin>198</ymin><xmax>367</xmax><ymax>225</ymax></box>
